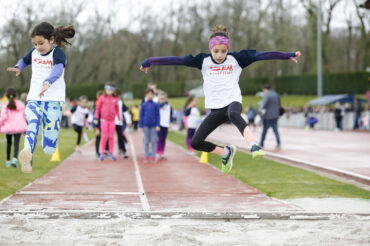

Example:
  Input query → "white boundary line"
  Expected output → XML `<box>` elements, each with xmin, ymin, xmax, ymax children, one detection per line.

<box><xmin>128</xmin><ymin>133</ymin><xmax>151</xmax><ymax>211</ymax></box>
<box><xmin>16</xmin><ymin>191</ymin><xmax>142</xmax><ymax>196</ymax></box>
<box><xmin>265</xmin><ymin>151</ymin><xmax>370</xmax><ymax>182</ymax></box>
<box><xmin>208</xmin><ymin>136</ymin><xmax>370</xmax><ymax>182</ymax></box>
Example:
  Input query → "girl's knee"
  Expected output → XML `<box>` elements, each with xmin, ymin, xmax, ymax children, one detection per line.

<box><xmin>228</xmin><ymin>111</ymin><xmax>241</xmax><ymax>122</ymax></box>
<box><xmin>190</xmin><ymin>138</ymin><xmax>201</xmax><ymax>150</ymax></box>
<box><xmin>43</xmin><ymin>146</ymin><xmax>56</xmax><ymax>155</ymax></box>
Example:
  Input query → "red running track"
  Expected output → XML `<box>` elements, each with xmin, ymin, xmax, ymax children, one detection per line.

<box><xmin>0</xmin><ymin>131</ymin><xmax>299</xmax><ymax>213</ymax></box>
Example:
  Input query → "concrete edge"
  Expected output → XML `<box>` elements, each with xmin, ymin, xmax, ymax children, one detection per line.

<box><xmin>0</xmin><ymin>210</ymin><xmax>369</xmax><ymax>220</ymax></box>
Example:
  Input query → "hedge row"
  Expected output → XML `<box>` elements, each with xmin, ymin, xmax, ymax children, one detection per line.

<box><xmin>239</xmin><ymin>72</ymin><xmax>369</xmax><ymax>95</ymax></box>
<box><xmin>132</xmin><ymin>81</ymin><xmax>185</xmax><ymax>98</ymax></box>
<box><xmin>3</xmin><ymin>72</ymin><xmax>368</xmax><ymax>100</ymax></box>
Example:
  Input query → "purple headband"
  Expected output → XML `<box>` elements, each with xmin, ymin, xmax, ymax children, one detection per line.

<box><xmin>209</xmin><ymin>35</ymin><xmax>230</xmax><ymax>52</ymax></box>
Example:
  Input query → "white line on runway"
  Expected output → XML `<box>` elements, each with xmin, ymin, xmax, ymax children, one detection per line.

<box><xmin>128</xmin><ymin>133</ymin><xmax>151</xmax><ymax>211</ymax></box>
<box><xmin>16</xmin><ymin>191</ymin><xmax>143</xmax><ymax>196</ymax></box>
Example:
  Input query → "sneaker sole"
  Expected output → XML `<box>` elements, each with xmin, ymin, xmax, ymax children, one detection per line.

<box><xmin>252</xmin><ymin>150</ymin><xmax>266</xmax><ymax>160</ymax></box>
<box><xmin>19</xmin><ymin>149</ymin><xmax>32</xmax><ymax>173</ymax></box>
<box><xmin>222</xmin><ymin>145</ymin><xmax>236</xmax><ymax>174</ymax></box>
<box><xmin>227</xmin><ymin>145</ymin><xmax>237</xmax><ymax>173</ymax></box>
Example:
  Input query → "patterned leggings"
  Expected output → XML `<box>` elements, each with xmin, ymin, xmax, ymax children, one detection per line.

<box><xmin>25</xmin><ymin>100</ymin><xmax>62</xmax><ymax>155</ymax></box>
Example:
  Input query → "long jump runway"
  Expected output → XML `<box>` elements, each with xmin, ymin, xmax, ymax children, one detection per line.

<box><xmin>0</xmin><ymin>131</ymin><xmax>300</xmax><ymax>218</ymax></box>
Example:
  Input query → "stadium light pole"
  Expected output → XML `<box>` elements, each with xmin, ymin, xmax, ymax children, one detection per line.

<box><xmin>317</xmin><ymin>0</ymin><xmax>323</xmax><ymax>97</ymax></box>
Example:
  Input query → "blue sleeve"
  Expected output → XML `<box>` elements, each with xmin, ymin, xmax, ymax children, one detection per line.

<box><xmin>183</xmin><ymin>53</ymin><xmax>208</xmax><ymax>70</ymax></box>
<box><xmin>254</xmin><ymin>51</ymin><xmax>296</xmax><ymax>61</ymax></box>
<box><xmin>155</xmin><ymin>104</ymin><xmax>160</xmax><ymax>127</ymax></box>
<box><xmin>142</xmin><ymin>56</ymin><xmax>186</xmax><ymax>68</ymax></box>
<box><xmin>44</xmin><ymin>63</ymin><xmax>64</xmax><ymax>84</ymax></box>
<box><xmin>139</xmin><ymin>104</ymin><xmax>145</xmax><ymax>128</ymax></box>
<box><xmin>15</xmin><ymin>48</ymin><xmax>35</xmax><ymax>71</ymax></box>
<box><xmin>15</xmin><ymin>59</ymin><xmax>29</xmax><ymax>71</ymax></box>
<box><xmin>230</xmin><ymin>50</ymin><xmax>296</xmax><ymax>68</ymax></box>
<box><xmin>22</xmin><ymin>48</ymin><xmax>35</xmax><ymax>65</ymax></box>
<box><xmin>53</xmin><ymin>46</ymin><xmax>66</xmax><ymax>66</ymax></box>
<box><xmin>229</xmin><ymin>49</ymin><xmax>257</xmax><ymax>68</ymax></box>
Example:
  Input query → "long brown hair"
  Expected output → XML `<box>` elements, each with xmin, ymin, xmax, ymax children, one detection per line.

<box><xmin>184</xmin><ymin>95</ymin><xmax>196</xmax><ymax>109</ymax></box>
<box><xmin>31</xmin><ymin>22</ymin><xmax>75</xmax><ymax>47</ymax></box>
<box><xmin>6</xmin><ymin>88</ymin><xmax>17</xmax><ymax>110</ymax></box>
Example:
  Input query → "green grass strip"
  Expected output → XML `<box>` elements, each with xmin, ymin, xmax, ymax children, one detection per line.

<box><xmin>0</xmin><ymin>128</ymin><xmax>95</xmax><ymax>200</ymax></box>
<box><xmin>168</xmin><ymin>131</ymin><xmax>370</xmax><ymax>199</ymax></box>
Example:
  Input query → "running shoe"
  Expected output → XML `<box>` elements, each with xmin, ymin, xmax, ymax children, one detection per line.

<box><xmin>221</xmin><ymin>145</ymin><xmax>236</xmax><ymax>174</ymax></box>
<box><xmin>5</xmin><ymin>160</ymin><xmax>12</xmax><ymax>168</ymax></box>
<box><xmin>251</xmin><ymin>144</ymin><xmax>265</xmax><ymax>159</ymax></box>
<box><xmin>99</xmin><ymin>154</ymin><xmax>105</xmax><ymax>161</ymax></box>
<box><xmin>109</xmin><ymin>154</ymin><xmax>117</xmax><ymax>161</ymax></box>
<box><xmin>19</xmin><ymin>148</ymin><xmax>32</xmax><ymax>173</ymax></box>
<box><xmin>123</xmin><ymin>152</ymin><xmax>128</xmax><ymax>159</ymax></box>
<box><xmin>11</xmin><ymin>157</ymin><xmax>18</xmax><ymax>168</ymax></box>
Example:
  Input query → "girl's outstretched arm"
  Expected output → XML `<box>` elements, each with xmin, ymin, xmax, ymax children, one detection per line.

<box><xmin>6</xmin><ymin>49</ymin><xmax>34</xmax><ymax>76</ymax></box>
<box><xmin>140</xmin><ymin>56</ymin><xmax>186</xmax><ymax>73</ymax></box>
<box><xmin>255</xmin><ymin>51</ymin><xmax>301</xmax><ymax>63</ymax></box>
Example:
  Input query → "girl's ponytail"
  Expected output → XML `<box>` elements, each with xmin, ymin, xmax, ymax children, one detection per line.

<box><xmin>6</xmin><ymin>88</ymin><xmax>17</xmax><ymax>110</ymax></box>
<box><xmin>54</xmin><ymin>25</ymin><xmax>75</xmax><ymax>47</ymax></box>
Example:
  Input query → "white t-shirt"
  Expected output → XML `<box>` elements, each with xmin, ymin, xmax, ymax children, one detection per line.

<box><xmin>186</xmin><ymin>107</ymin><xmax>200</xmax><ymax>129</ymax></box>
<box><xmin>184</xmin><ymin>50</ymin><xmax>257</xmax><ymax>109</ymax></box>
<box><xmin>115</xmin><ymin>100</ymin><xmax>132</xmax><ymax>126</ymax></box>
<box><xmin>159</xmin><ymin>103</ymin><xmax>172</xmax><ymax>127</ymax></box>
<box><xmin>26</xmin><ymin>47</ymin><xmax>66</xmax><ymax>102</ymax></box>
<box><xmin>71</xmin><ymin>106</ymin><xmax>89</xmax><ymax>126</ymax></box>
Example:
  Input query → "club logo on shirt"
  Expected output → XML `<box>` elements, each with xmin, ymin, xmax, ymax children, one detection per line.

<box><xmin>209</xmin><ymin>65</ymin><xmax>233</xmax><ymax>71</ymax></box>
<box><xmin>34</xmin><ymin>58</ymin><xmax>53</xmax><ymax>65</ymax></box>
<box><xmin>209</xmin><ymin>65</ymin><xmax>233</xmax><ymax>75</ymax></box>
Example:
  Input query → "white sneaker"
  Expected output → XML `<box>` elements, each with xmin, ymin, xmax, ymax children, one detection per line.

<box><xmin>19</xmin><ymin>148</ymin><xmax>32</xmax><ymax>173</ymax></box>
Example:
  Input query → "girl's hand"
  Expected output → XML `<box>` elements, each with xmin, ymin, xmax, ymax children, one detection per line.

<box><xmin>155</xmin><ymin>126</ymin><xmax>160</xmax><ymax>132</ymax></box>
<box><xmin>290</xmin><ymin>51</ymin><xmax>301</xmax><ymax>63</ymax></box>
<box><xmin>140</xmin><ymin>66</ymin><xmax>150</xmax><ymax>74</ymax></box>
<box><xmin>94</xmin><ymin>119</ymin><xmax>98</xmax><ymax>125</ymax></box>
<box><xmin>39</xmin><ymin>82</ymin><xmax>50</xmax><ymax>98</ymax></box>
<box><xmin>7</xmin><ymin>67</ymin><xmax>21</xmax><ymax>77</ymax></box>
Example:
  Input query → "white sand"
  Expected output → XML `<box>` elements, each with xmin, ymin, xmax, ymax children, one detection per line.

<box><xmin>0</xmin><ymin>214</ymin><xmax>369</xmax><ymax>246</ymax></box>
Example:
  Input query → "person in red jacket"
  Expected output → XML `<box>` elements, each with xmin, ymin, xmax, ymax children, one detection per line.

<box><xmin>94</xmin><ymin>82</ymin><xmax>120</xmax><ymax>161</ymax></box>
<box><xmin>0</xmin><ymin>88</ymin><xmax>28</xmax><ymax>168</ymax></box>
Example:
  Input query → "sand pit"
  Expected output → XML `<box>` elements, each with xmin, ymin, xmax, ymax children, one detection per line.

<box><xmin>0</xmin><ymin>214</ymin><xmax>369</xmax><ymax>245</ymax></box>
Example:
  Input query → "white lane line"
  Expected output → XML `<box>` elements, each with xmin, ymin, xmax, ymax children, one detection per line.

<box><xmin>207</xmin><ymin>135</ymin><xmax>370</xmax><ymax>182</ymax></box>
<box><xmin>16</xmin><ymin>191</ymin><xmax>142</xmax><ymax>196</ymax></box>
<box><xmin>128</xmin><ymin>133</ymin><xmax>151</xmax><ymax>211</ymax></box>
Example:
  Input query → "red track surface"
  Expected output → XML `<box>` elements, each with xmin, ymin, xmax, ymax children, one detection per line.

<box><xmin>0</xmin><ymin>131</ymin><xmax>299</xmax><ymax>213</ymax></box>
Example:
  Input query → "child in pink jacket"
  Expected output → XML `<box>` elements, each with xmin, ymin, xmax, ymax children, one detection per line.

<box><xmin>0</xmin><ymin>88</ymin><xmax>28</xmax><ymax>168</ymax></box>
<box><xmin>94</xmin><ymin>82</ymin><xmax>121</xmax><ymax>161</ymax></box>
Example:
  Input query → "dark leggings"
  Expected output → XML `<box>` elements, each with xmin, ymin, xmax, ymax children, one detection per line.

<box><xmin>95</xmin><ymin>135</ymin><xmax>101</xmax><ymax>154</ymax></box>
<box><xmin>116</xmin><ymin>125</ymin><xmax>126</xmax><ymax>152</ymax></box>
<box><xmin>6</xmin><ymin>134</ymin><xmax>21</xmax><ymax>160</ymax></box>
<box><xmin>191</xmin><ymin>102</ymin><xmax>247</xmax><ymax>152</ymax></box>
<box><xmin>72</xmin><ymin>124</ymin><xmax>83</xmax><ymax>145</ymax></box>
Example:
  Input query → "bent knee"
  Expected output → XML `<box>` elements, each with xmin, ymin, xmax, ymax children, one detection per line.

<box><xmin>43</xmin><ymin>146</ymin><xmax>56</xmax><ymax>155</ymax></box>
<box><xmin>228</xmin><ymin>111</ymin><xmax>241</xmax><ymax>122</ymax></box>
<box><xmin>190</xmin><ymin>138</ymin><xmax>201</xmax><ymax>150</ymax></box>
